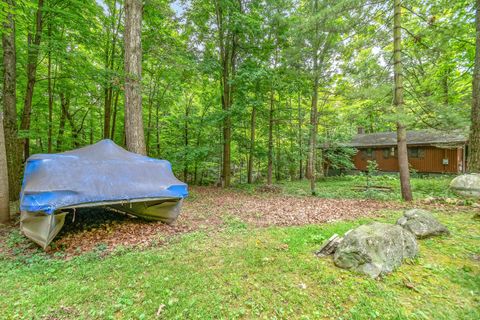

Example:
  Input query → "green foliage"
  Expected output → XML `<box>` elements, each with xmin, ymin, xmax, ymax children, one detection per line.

<box><xmin>2</xmin><ymin>0</ymin><xmax>474</xmax><ymax>184</ymax></box>
<box><xmin>281</xmin><ymin>175</ymin><xmax>458</xmax><ymax>201</ymax></box>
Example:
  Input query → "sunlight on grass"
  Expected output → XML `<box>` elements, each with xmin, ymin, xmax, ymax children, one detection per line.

<box><xmin>279</xmin><ymin>175</ymin><xmax>457</xmax><ymax>201</ymax></box>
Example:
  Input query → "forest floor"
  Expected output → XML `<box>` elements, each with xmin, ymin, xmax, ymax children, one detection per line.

<box><xmin>0</xmin><ymin>176</ymin><xmax>479</xmax><ymax>319</ymax></box>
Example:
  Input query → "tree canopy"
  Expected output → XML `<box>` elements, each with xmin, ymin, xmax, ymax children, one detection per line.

<box><xmin>0</xmin><ymin>0</ymin><xmax>475</xmax><ymax>189</ymax></box>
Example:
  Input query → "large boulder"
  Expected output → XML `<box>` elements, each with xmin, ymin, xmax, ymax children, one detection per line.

<box><xmin>397</xmin><ymin>209</ymin><xmax>449</xmax><ymax>239</ymax></box>
<box><xmin>333</xmin><ymin>222</ymin><xmax>418</xmax><ymax>278</ymax></box>
<box><xmin>450</xmin><ymin>174</ymin><xmax>480</xmax><ymax>198</ymax></box>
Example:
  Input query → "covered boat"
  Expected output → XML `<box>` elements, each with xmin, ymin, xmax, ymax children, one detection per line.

<box><xmin>19</xmin><ymin>140</ymin><xmax>188</xmax><ymax>248</ymax></box>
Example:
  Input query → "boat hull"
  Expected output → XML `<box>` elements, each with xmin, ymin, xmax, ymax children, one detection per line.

<box><xmin>20</xmin><ymin>197</ymin><xmax>183</xmax><ymax>249</ymax></box>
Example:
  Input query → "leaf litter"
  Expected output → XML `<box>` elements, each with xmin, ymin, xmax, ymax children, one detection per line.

<box><xmin>1</xmin><ymin>186</ymin><xmax>407</xmax><ymax>258</ymax></box>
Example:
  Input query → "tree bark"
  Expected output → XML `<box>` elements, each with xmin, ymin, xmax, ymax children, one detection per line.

<box><xmin>124</xmin><ymin>0</ymin><xmax>146</xmax><ymax>155</ymax></box>
<box><xmin>2</xmin><ymin>0</ymin><xmax>22</xmax><ymax>201</ymax></box>
<box><xmin>0</xmin><ymin>112</ymin><xmax>9</xmax><ymax>223</ymax></box>
<box><xmin>20</xmin><ymin>0</ymin><xmax>44</xmax><ymax>160</ymax></box>
<box><xmin>394</xmin><ymin>0</ymin><xmax>413</xmax><ymax>201</ymax></box>
<box><xmin>468</xmin><ymin>0</ymin><xmax>480</xmax><ymax>172</ymax></box>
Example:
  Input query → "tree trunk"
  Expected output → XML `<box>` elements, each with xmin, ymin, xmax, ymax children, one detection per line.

<box><xmin>89</xmin><ymin>109</ymin><xmax>94</xmax><ymax>144</ymax></box>
<box><xmin>103</xmin><ymin>2</ymin><xmax>122</xmax><ymax>140</ymax></box>
<box><xmin>275</xmin><ymin>111</ymin><xmax>281</xmax><ymax>181</ymax></box>
<box><xmin>20</xmin><ymin>0</ymin><xmax>44</xmax><ymax>160</ymax></box>
<box><xmin>146</xmin><ymin>79</ymin><xmax>158</xmax><ymax>155</ymax></box>
<box><xmin>214</xmin><ymin>0</ymin><xmax>238</xmax><ymax>188</ymax></box>
<box><xmin>247</xmin><ymin>105</ymin><xmax>256</xmax><ymax>184</ymax></box>
<box><xmin>57</xmin><ymin>93</ymin><xmax>68</xmax><ymax>151</ymax></box>
<box><xmin>154</xmin><ymin>83</ymin><xmax>170</xmax><ymax>157</ymax></box>
<box><xmin>468</xmin><ymin>0</ymin><xmax>480</xmax><ymax>172</ymax></box>
<box><xmin>183</xmin><ymin>95</ymin><xmax>193</xmax><ymax>182</ymax></box>
<box><xmin>308</xmin><ymin>75</ymin><xmax>319</xmax><ymax>195</ymax></box>
<box><xmin>267</xmin><ymin>90</ymin><xmax>274</xmax><ymax>185</ymax></box>
<box><xmin>0</xmin><ymin>112</ymin><xmax>9</xmax><ymax>223</ymax></box>
<box><xmin>308</xmin><ymin>0</ymin><xmax>320</xmax><ymax>196</ymax></box>
<box><xmin>298</xmin><ymin>93</ymin><xmax>303</xmax><ymax>180</ymax></box>
<box><xmin>47</xmin><ymin>23</ymin><xmax>53</xmax><ymax>153</ymax></box>
<box><xmin>111</xmin><ymin>89</ymin><xmax>120</xmax><ymax>140</ymax></box>
<box><xmin>124</xmin><ymin>0</ymin><xmax>146</xmax><ymax>155</ymax></box>
<box><xmin>394</xmin><ymin>0</ymin><xmax>413</xmax><ymax>201</ymax></box>
<box><xmin>2</xmin><ymin>0</ymin><xmax>22</xmax><ymax>201</ymax></box>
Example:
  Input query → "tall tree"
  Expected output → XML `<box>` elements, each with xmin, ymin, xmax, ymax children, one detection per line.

<box><xmin>2</xmin><ymin>0</ymin><xmax>22</xmax><ymax>200</ymax></box>
<box><xmin>103</xmin><ymin>1</ymin><xmax>123</xmax><ymax>140</ymax></box>
<box><xmin>0</xmin><ymin>112</ymin><xmax>9</xmax><ymax>223</ymax></box>
<box><xmin>213</xmin><ymin>0</ymin><xmax>241</xmax><ymax>187</ymax></box>
<box><xmin>394</xmin><ymin>0</ymin><xmax>413</xmax><ymax>200</ymax></box>
<box><xmin>305</xmin><ymin>0</ymin><xmax>330</xmax><ymax>195</ymax></box>
<box><xmin>124</xmin><ymin>0</ymin><xmax>146</xmax><ymax>155</ymax></box>
<box><xmin>469</xmin><ymin>0</ymin><xmax>480</xmax><ymax>172</ymax></box>
<box><xmin>20</xmin><ymin>0</ymin><xmax>44</xmax><ymax>160</ymax></box>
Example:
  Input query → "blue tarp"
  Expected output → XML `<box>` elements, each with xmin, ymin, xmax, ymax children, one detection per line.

<box><xmin>20</xmin><ymin>140</ymin><xmax>188</xmax><ymax>214</ymax></box>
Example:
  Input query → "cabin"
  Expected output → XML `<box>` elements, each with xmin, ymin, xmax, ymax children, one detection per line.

<box><xmin>345</xmin><ymin>129</ymin><xmax>468</xmax><ymax>174</ymax></box>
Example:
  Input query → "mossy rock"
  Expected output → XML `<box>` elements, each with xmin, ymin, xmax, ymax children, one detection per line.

<box><xmin>450</xmin><ymin>174</ymin><xmax>480</xmax><ymax>198</ymax></box>
<box><xmin>333</xmin><ymin>222</ymin><xmax>418</xmax><ymax>278</ymax></box>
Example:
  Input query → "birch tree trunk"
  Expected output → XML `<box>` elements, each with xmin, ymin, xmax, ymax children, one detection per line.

<box><xmin>2</xmin><ymin>0</ymin><xmax>22</xmax><ymax>201</ymax></box>
<box><xmin>0</xmin><ymin>112</ymin><xmax>10</xmax><ymax>223</ymax></box>
<box><xmin>468</xmin><ymin>0</ymin><xmax>480</xmax><ymax>172</ymax></box>
<box><xmin>393</xmin><ymin>0</ymin><xmax>413</xmax><ymax>201</ymax></box>
<box><xmin>124</xmin><ymin>0</ymin><xmax>146</xmax><ymax>155</ymax></box>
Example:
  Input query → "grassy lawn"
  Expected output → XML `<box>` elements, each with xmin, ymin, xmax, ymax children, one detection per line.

<box><xmin>277</xmin><ymin>175</ymin><xmax>458</xmax><ymax>201</ymax></box>
<box><xmin>1</xmin><ymin>210</ymin><xmax>478</xmax><ymax>319</ymax></box>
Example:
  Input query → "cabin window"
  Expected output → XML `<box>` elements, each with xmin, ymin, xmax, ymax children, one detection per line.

<box><xmin>408</xmin><ymin>147</ymin><xmax>424</xmax><ymax>158</ymax></box>
<box><xmin>361</xmin><ymin>148</ymin><xmax>374</xmax><ymax>159</ymax></box>
<box><xmin>383</xmin><ymin>147</ymin><xmax>395</xmax><ymax>158</ymax></box>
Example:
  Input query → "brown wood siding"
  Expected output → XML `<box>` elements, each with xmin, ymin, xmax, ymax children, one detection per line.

<box><xmin>353</xmin><ymin>146</ymin><xmax>463</xmax><ymax>173</ymax></box>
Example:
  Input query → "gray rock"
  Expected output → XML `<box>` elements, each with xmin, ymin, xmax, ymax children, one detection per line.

<box><xmin>450</xmin><ymin>174</ymin><xmax>480</xmax><ymax>198</ymax></box>
<box><xmin>397</xmin><ymin>209</ymin><xmax>449</xmax><ymax>239</ymax></box>
<box><xmin>315</xmin><ymin>234</ymin><xmax>343</xmax><ymax>257</ymax></box>
<box><xmin>333</xmin><ymin>222</ymin><xmax>418</xmax><ymax>278</ymax></box>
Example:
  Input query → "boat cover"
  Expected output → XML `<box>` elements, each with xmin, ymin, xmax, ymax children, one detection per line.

<box><xmin>19</xmin><ymin>140</ymin><xmax>188</xmax><ymax>248</ymax></box>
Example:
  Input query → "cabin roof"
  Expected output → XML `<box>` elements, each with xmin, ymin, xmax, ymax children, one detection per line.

<box><xmin>344</xmin><ymin>130</ymin><xmax>468</xmax><ymax>148</ymax></box>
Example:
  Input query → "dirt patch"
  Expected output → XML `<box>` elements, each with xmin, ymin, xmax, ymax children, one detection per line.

<box><xmin>1</xmin><ymin>186</ymin><xmax>406</xmax><ymax>258</ymax></box>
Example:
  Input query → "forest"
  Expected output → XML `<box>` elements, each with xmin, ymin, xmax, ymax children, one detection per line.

<box><xmin>0</xmin><ymin>0</ymin><xmax>475</xmax><ymax>197</ymax></box>
<box><xmin>0</xmin><ymin>1</ymin><xmax>479</xmax><ymax>319</ymax></box>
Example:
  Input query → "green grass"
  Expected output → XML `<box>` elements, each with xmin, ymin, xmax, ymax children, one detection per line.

<box><xmin>278</xmin><ymin>175</ymin><xmax>458</xmax><ymax>201</ymax></box>
<box><xmin>1</xmin><ymin>210</ymin><xmax>478</xmax><ymax>319</ymax></box>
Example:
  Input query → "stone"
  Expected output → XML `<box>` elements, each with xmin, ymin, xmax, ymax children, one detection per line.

<box><xmin>315</xmin><ymin>234</ymin><xmax>343</xmax><ymax>257</ymax></box>
<box><xmin>397</xmin><ymin>209</ymin><xmax>449</xmax><ymax>239</ymax></box>
<box><xmin>450</xmin><ymin>174</ymin><xmax>480</xmax><ymax>198</ymax></box>
<box><xmin>333</xmin><ymin>222</ymin><xmax>418</xmax><ymax>278</ymax></box>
